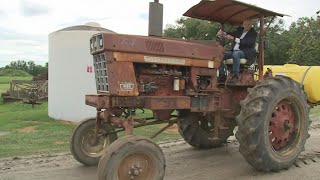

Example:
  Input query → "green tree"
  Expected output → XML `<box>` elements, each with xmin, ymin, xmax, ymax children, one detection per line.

<box><xmin>5</xmin><ymin>60</ymin><xmax>28</xmax><ymax>72</ymax></box>
<box><xmin>263</xmin><ymin>18</ymin><xmax>292</xmax><ymax>65</ymax></box>
<box><xmin>287</xmin><ymin>16</ymin><xmax>320</xmax><ymax>65</ymax></box>
<box><xmin>4</xmin><ymin>60</ymin><xmax>48</xmax><ymax>76</ymax></box>
<box><xmin>163</xmin><ymin>17</ymin><xmax>221</xmax><ymax>40</ymax></box>
<box><xmin>27</xmin><ymin>61</ymin><xmax>36</xmax><ymax>71</ymax></box>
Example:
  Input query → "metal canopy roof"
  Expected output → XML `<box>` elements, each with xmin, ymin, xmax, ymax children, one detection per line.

<box><xmin>183</xmin><ymin>0</ymin><xmax>287</xmax><ymax>25</ymax></box>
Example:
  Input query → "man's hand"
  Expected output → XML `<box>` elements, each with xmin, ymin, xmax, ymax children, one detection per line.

<box><xmin>217</xmin><ymin>30</ymin><xmax>234</xmax><ymax>40</ymax></box>
<box><xmin>235</xmin><ymin>38</ymin><xmax>240</xmax><ymax>43</ymax></box>
<box><xmin>226</xmin><ymin>34</ymin><xmax>234</xmax><ymax>40</ymax></box>
<box><xmin>217</xmin><ymin>30</ymin><xmax>224</xmax><ymax>36</ymax></box>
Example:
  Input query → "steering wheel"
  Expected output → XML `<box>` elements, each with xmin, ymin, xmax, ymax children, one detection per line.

<box><xmin>216</xmin><ymin>34</ymin><xmax>233</xmax><ymax>51</ymax></box>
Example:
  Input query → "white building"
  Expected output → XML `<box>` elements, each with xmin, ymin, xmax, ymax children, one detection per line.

<box><xmin>48</xmin><ymin>22</ymin><xmax>115</xmax><ymax>122</ymax></box>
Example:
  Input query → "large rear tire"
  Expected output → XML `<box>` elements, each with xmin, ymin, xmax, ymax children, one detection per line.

<box><xmin>236</xmin><ymin>76</ymin><xmax>310</xmax><ymax>171</ymax></box>
<box><xmin>98</xmin><ymin>135</ymin><xmax>165</xmax><ymax>180</ymax></box>
<box><xmin>178</xmin><ymin>110</ymin><xmax>234</xmax><ymax>148</ymax></box>
<box><xmin>70</xmin><ymin>118</ymin><xmax>117</xmax><ymax>166</ymax></box>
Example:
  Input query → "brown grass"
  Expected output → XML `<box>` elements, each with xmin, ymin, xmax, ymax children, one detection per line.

<box><xmin>162</xmin><ymin>124</ymin><xmax>179</xmax><ymax>134</ymax></box>
<box><xmin>16</xmin><ymin>126</ymin><xmax>36</xmax><ymax>133</ymax></box>
<box><xmin>53</xmin><ymin>141</ymin><xmax>67</xmax><ymax>145</ymax></box>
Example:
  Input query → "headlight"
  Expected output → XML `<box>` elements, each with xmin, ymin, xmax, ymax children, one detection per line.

<box><xmin>99</xmin><ymin>38</ymin><xmax>103</xmax><ymax>47</ymax></box>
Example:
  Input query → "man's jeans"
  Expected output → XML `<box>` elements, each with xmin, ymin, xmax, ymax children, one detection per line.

<box><xmin>219</xmin><ymin>50</ymin><xmax>246</xmax><ymax>77</ymax></box>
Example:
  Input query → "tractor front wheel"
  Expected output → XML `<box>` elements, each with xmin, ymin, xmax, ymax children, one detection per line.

<box><xmin>236</xmin><ymin>76</ymin><xmax>310</xmax><ymax>171</ymax></box>
<box><xmin>70</xmin><ymin>118</ymin><xmax>118</xmax><ymax>166</ymax></box>
<box><xmin>98</xmin><ymin>135</ymin><xmax>165</xmax><ymax>180</ymax></box>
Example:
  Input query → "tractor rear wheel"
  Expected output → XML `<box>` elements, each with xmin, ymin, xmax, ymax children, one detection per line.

<box><xmin>70</xmin><ymin>118</ymin><xmax>117</xmax><ymax>166</ymax></box>
<box><xmin>98</xmin><ymin>135</ymin><xmax>165</xmax><ymax>180</ymax></box>
<box><xmin>236</xmin><ymin>76</ymin><xmax>310</xmax><ymax>171</ymax></box>
<box><xmin>178</xmin><ymin>110</ymin><xmax>235</xmax><ymax>148</ymax></box>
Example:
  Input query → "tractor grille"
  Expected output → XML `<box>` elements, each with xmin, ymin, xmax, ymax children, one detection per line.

<box><xmin>145</xmin><ymin>40</ymin><xmax>164</xmax><ymax>52</ymax></box>
<box><xmin>93</xmin><ymin>53</ymin><xmax>109</xmax><ymax>92</ymax></box>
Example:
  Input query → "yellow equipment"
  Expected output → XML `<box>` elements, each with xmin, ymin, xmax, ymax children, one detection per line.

<box><xmin>264</xmin><ymin>64</ymin><xmax>320</xmax><ymax>104</ymax></box>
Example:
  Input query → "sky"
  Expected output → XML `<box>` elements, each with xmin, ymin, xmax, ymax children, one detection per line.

<box><xmin>0</xmin><ymin>0</ymin><xmax>319</xmax><ymax>68</ymax></box>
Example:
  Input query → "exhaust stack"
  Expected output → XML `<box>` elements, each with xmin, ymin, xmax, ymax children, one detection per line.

<box><xmin>148</xmin><ymin>0</ymin><xmax>163</xmax><ymax>37</ymax></box>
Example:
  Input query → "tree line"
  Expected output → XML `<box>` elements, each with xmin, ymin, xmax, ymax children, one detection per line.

<box><xmin>1</xmin><ymin>60</ymin><xmax>48</xmax><ymax>76</ymax></box>
<box><xmin>163</xmin><ymin>15</ymin><xmax>320</xmax><ymax>66</ymax></box>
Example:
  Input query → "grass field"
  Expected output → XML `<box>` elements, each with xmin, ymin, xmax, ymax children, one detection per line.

<box><xmin>0</xmin><ymin>74</ymin><xmax>73</xmax><ymax>157</ymax></box>
<box><xmin>0</xmin><ymin>101</ymin><xmax>180</xmax><ymax>158</ymax></box>
<box><xmin>0</xmin><ymin>74</ymin><xmax>180</xmax><ymax>158</ymax></box>
<box><xmin>0</xmin><ymin>102</ymin><xmax>75</xmax><ymax>157</ymax></box>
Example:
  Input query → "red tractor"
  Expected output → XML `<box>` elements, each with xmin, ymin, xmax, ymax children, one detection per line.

<box><xmin>70</xmin><ymin>0</ymin><xmax>310</xmax><ymax>179</ymax></box>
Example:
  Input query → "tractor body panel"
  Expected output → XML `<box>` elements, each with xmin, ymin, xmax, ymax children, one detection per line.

<box><xmin>86</xmin><ymin>33</ymin><xmax>252</xmax><ymax>120</ymax></box>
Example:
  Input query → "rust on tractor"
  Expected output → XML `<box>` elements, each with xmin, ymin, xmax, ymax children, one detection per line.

<box><xmin>269</xmin><ymin>100</ymin><xmax>295</xmax><ymax>150</ymax></box>
<box><xmin>87</xmin><ymin>31</ymin><xmax>246</xmax><ymax>135</ymax></box>
<box><xmin>118</xmin><ymin>153</ymin><xmax>156</xmax><ymax>180</ymax></box>
<box><xmin>114</xmin><ymin>52</ymin><xmax>221</xmax><ymax>69</ymax></box>
<box><xmin>86</xmin><ymin>95</ymin><xmax>190</xmax><ymax>110</ymax></box>
<box><xmin>85</xmin><ymin>94</ymin><xmax>110</xmax><ymax>110</ymax></box>
<box><xmin>94</xmin><ymin>33</ymin><xmax>224</xmax><ymax>61</ymax></box>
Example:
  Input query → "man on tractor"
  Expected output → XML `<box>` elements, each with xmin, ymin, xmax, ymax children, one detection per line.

<box><xmin>218</xmin><ymin>19</ymin><xmax>257</xmax><ymax>83</ymax></box>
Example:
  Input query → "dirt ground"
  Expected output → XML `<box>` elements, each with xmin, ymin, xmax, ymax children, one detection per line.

<box><xmin>2</xmin><ymin>121</ymin><xmax>320</xmax><ymax>180</ymax></box>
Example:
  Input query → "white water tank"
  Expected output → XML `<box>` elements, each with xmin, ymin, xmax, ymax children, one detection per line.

<box><xmin>48</xmin><ymin>22</ymin><xmax>115</xmax><ymax>122</ymax></box>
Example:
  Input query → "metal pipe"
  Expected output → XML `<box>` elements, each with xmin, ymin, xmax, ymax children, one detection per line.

<box><xmin>106</xmin><ymin>119</ymin><xmax>178</xmax><ymax>135</ymax></box>
<box><xmin>149</xmin><ymin>0</ymin><xmax>163</xmax><ymax>36</ymax></box>
<box><xmin>265</xmin><ymin>16</ymin><xmax>275</xmax><ymax>33</ymax></box>
<box><xmin>150</xmin><ymin>121</ymin><xmax>175</xmax><ymax>139</ymax></box>
<box><xmin>220</xmin><ymin>23</ymin><xmax>224</xmax><ymax>33</ymax></box>
<box><xmin>213</xmin><ymin>111</ymin><xmax>220</xmax><ymax>140</ymax></box>
<box><xmin>94</xmin><ymin>110</ymin><xmax>102</xmax><ymax>145</ymax></box>
<box><xmin>258</xmin><ymin>16</ymin><xmax>265</xmax><ymax>80</ymax></box>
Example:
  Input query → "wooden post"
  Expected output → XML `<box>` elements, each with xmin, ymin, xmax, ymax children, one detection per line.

<box><xmin>9</xmin><ymin>82</ymin><xmax>13</xmax><ymax>93</ymax></box>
